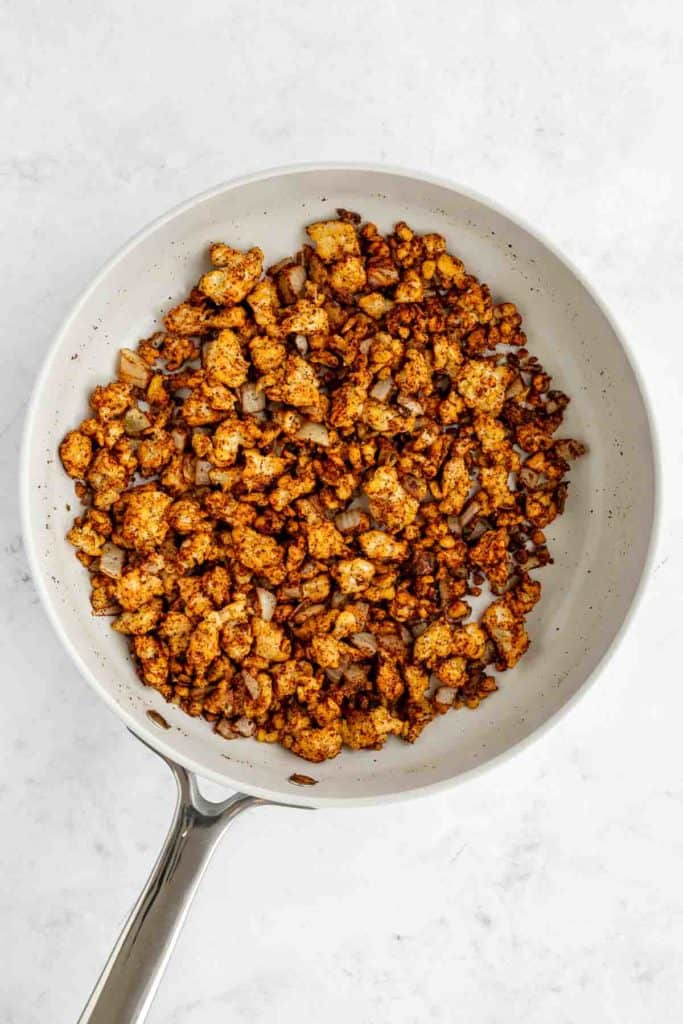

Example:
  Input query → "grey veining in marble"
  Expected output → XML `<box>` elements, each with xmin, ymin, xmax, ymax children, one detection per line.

<box><xmin>1</xmin><ymin>1</ymin><xmax>682</xmax><ymax>1021</ymax></box>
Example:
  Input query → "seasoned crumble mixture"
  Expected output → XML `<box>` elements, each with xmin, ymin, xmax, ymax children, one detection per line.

<box><xmin>60</xmin><ymin>211</ymin><xmax>586</xmax><ymax>762</ymax></box>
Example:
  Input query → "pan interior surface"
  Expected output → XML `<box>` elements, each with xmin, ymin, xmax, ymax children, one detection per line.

<box><xmin>23</xmin><ymin>167</ymin><xmax>655</xmax><ymax>805</ymax></box>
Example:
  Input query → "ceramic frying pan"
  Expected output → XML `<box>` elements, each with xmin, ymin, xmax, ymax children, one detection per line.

<box><xmin>21</xmin><ymin>165</ymin><xmax>658</xmax><ymax>1022</ymax></box>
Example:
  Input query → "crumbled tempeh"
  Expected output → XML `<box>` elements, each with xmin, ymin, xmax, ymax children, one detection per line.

<box><xmin>115</xmin><ymin>568</ymin><xmax>164</xmax><ymax>611</ymax></box>
<box><xmin>456</xmin><ymin>360</ymin><xmax>514</xmax><ymax>415</ymax></box>
<box><xmin>120</xmin><ymin>490</ymin><xmax>173</xmax><ymax>552</ymax></box>
<box><xmin>306</xmin><ymin>220</ymin><xmax>360</xmax><ymax>262</ymax></box>
<box><xmin>60</xmin><ymin>430</ymin><xmax>93</xmax><ymax>479</ymax></box>
<box><xmin>204</xmin><ymin>330</ymin><xmax>249</xmax><ymax>387</ymax></box>
<box><xmin>333</xmin><ymin>557</ymin><xmax>376</xmax><ymax>595</ymax></box>
<box><xmin>198</xmin><ymin>246</ymin><xmax>263</xmax><ymax>305</ymax></box>
<box><xmin>232</xmin><ymin>525</ymin><xmax>286</xmax><ymax>584</ymax></box>
<box><xmin>329</xmin><ymin>255</ymin><xmax>367</xmax><ymax>296</ymax></box>
<box><xmin>470</xmin><ymin>527</ymin><xmax>510</xmax><ymax>591</ymax></box>
<box><xmin>364</xmin><ymin>465</ymin><xmax>419</xmax><ymax>532</ymax></box>
<box><xmin>482</xmin><ymin>599</ymin><xmax>529</xmax><ymax>668</ymax></box>
<box><xmin>252</xmin><ymin>618</ymin><xmax>291</xmax><ymax>662</ymax></box>
<box><xmin>413</xmin><ymin>620</ymin><xmax>455</xmax><ymax>667</ymax></box>
<box><xmin>358</xmin><ymin>530</ymin><xmax>408</xmax><ymax>562</ymax></box>
<box><xmin>341</xmin><ymin>707</ymin><xmax>403</xmax><ymax>750</ymax></box>
<box><xmin>112</xmin><ymin>598</ymin><xmax>164</xmax><ymax>635</ymax></box>
<box><xmin>279</xmin><ymin>299</ymin><xmax>329</xmax><ymax>336</ymax></box>
<box><xmin>60</xmin><ymin>215</ymin><xmax>585</xmax><ymax>762</ymax></box>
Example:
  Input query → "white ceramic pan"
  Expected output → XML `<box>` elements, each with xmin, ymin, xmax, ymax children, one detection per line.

<box><xmin>21</xmin><ymin>165</ymin><xmax>658</xmax><ymax>1023</ymax></box>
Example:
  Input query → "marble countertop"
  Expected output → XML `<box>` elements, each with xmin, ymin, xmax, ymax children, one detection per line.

<box><xmin>2</xmin><ymin>2</ymin><xmax>682</xmax><ymax>1021</ymax></box>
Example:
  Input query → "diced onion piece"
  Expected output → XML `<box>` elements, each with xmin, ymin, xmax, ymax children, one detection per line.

<box><xmin>234</xmin><ymin>716</ymin><xmax>256</xmax><ymax>737</ymax></box>
<box><xmin>294</xmin><ymin>334</ymin><xmax>309</xmax><ymax>355</ymax></box>
<box><xmin>291</xmin><ymin>602</ymin><xmax>326</xmax><ymax>622</ymax></box>
<box><xmin>256</xmin><ymin>587</ymin><xmax>276</xmax><ymax>622</ymax></box>
<box><xmin>269</xmin><ymin>256</ymin><xmax>294</xmax><ymax>275</ymax></box>
<box><xmin>335</xmin><ymin>507</ymin><xmax>361</xmax><ymax>532</ymax></box>
<box><xmin>435</xmin><ymin>686</ymin><xmax>456</xmax><ymax>705</ymax></box>
<box><xmin>243</xmin><ymin>672</ymin><xmax>261</xmax><ymax>700</ymax></box>
<box><xmin>505</xmin><ymin>375</ymin><xmax>525</xmax><ymax>399</ymax></box>
<box><xmin>518</xmin><ymin>466</ymin><xmax>545</xmax><ymax>489</ymax></box>
<box><xmin>216</xmin><ymin>719</ymin><xmax>239</xmax><ymax>740</ymax></box>
<box><xmin>467</xmin><ymin>519</ymin><xmax>490</xmax><ymax>543</ymax></box>
<box><xmin>123</xmin><ymin>407</ymin><xmax>151</xmax><ymax>435</ymax></box>
<box><xmin>119</xmin><ymin>348</ymin><xmax>152</xmax><ymax>389</ymax></box>
<box><xmin>355</xmin><ymin>601</ymin><xmax>369</xmax><ymax>622</ymax></box>
<box><xmin>350</xmin><ymin>632</ymin><xmax>378</xmax><ymax>654</ymax></box>
<box><xmin>348</xmin><ymin>494</ymin><xmax>370</xmax><ymax>512</ymax></box>
<box><xmin>359</xmin><ymin>338</ymin><xmax>372</xmax><ymax>354</ymax></box>
<box><xmin>195</xmin><ymin>459</ymin><xmax>212</xmax><ymax>485</ymax></box>
<box><xmin>447</xmin><ymin>515</ymin><xmax>462</xmax><ymax>535</ymax></box>
<box><xmin>240</xmin><ymin>383</ymin><xmax>266</xmax><ymax>414</ymax></box>
<box><xmin>99</xmin><ymin>542</ymin><xmax>125</xmax><ymax>579</ymax></box>
<box><xmin>460</xmin><ymin>499</ymin><xmax>481</xmax><ymax>527</ymax></box>
<box><xmin>287</xmin><ymin>264</ymin><xmax>306</xmax><ymax>296</ymax></box>
<box><xmin>189</xmin><ymin>684</ymin><xmax>216</xmax><ymax>699</ymax></box>
<box><xmin>325</xmin><ymin>667</ymin><xmax>344</xmax><ymax>683</ymax></box>
<box><xmin>399</xmin><ymin>625</ymin><xmax>413</xmax><ymax>645</ymax></box>
<box><xmin>411</xmin><ymin>622</ymin><xmax>429</xmax><ymax>638</ymax></box>
<box><xmin>370</xmin><ymin>377</ymin><xmax>393</xmax><ymax>401</ymax></box>
<box><xmin>397</xmin><ymin>394</ymin><xmax>424</xmax><ymax>415</ymax></box>
<box><xmin>341</xmin><ymin>664</ymin><xmax>367</xmax><ymax>686</ymax></box>
<box><xmin>295</xmin><ymin>421</ymin><xmax>330</xmax><ymax>446</ymax></box>
<box><xmin>170</xmin><ymin>428</ymin><xmax>187</xmax><ymax>451</ymax></box>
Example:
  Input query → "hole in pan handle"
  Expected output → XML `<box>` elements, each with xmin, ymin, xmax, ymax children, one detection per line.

<box><xmin>77</xmin><ymin>734</ymin><xmax>311</xmax><ymax>1024</ymax></box>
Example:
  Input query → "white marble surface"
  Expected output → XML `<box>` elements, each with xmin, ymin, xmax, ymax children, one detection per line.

<box><xmin>1</xmin><ymin>1</ymin><xmax>682</xmax><ymax>1021</ymax></box>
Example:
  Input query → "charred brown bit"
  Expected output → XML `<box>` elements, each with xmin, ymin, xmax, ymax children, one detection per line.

<box><xmin>59</xmin><ymin>216</ymin><xmax>586</xmax><ymax>763</ymax></box>
<box><xmin>146</xmin><ymin>709</ymin><xmax>171</xmax><ymax>730</ymax></box>
<box><xmin>288</xmin><ymin>773</ymin><xmax>319</xmax><ymax>786</ymax></box>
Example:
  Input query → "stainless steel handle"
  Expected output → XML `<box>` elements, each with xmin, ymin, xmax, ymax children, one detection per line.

<box><xmin>77</xmin><ymin>746</ymin><xmax>283</xmax><ymax>1024</ymax></box>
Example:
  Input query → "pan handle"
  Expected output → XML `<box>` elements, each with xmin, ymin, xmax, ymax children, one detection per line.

<box><xmin>78</xmin><ymin>748</ymin><xmax>284</xmax><ymax>1024</ymax></box>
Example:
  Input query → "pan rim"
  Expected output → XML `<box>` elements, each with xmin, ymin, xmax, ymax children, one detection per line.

<box><xmin>20</xmin><ymin>161</ymin><xmax>661</xmax><ymax>808</ymax></box>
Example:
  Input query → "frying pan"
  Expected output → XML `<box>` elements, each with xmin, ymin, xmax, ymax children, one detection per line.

<box><xmin>20</xmin><ymin>165</ymin><xmax>658</xmax><ymax>1023</ymax></box>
